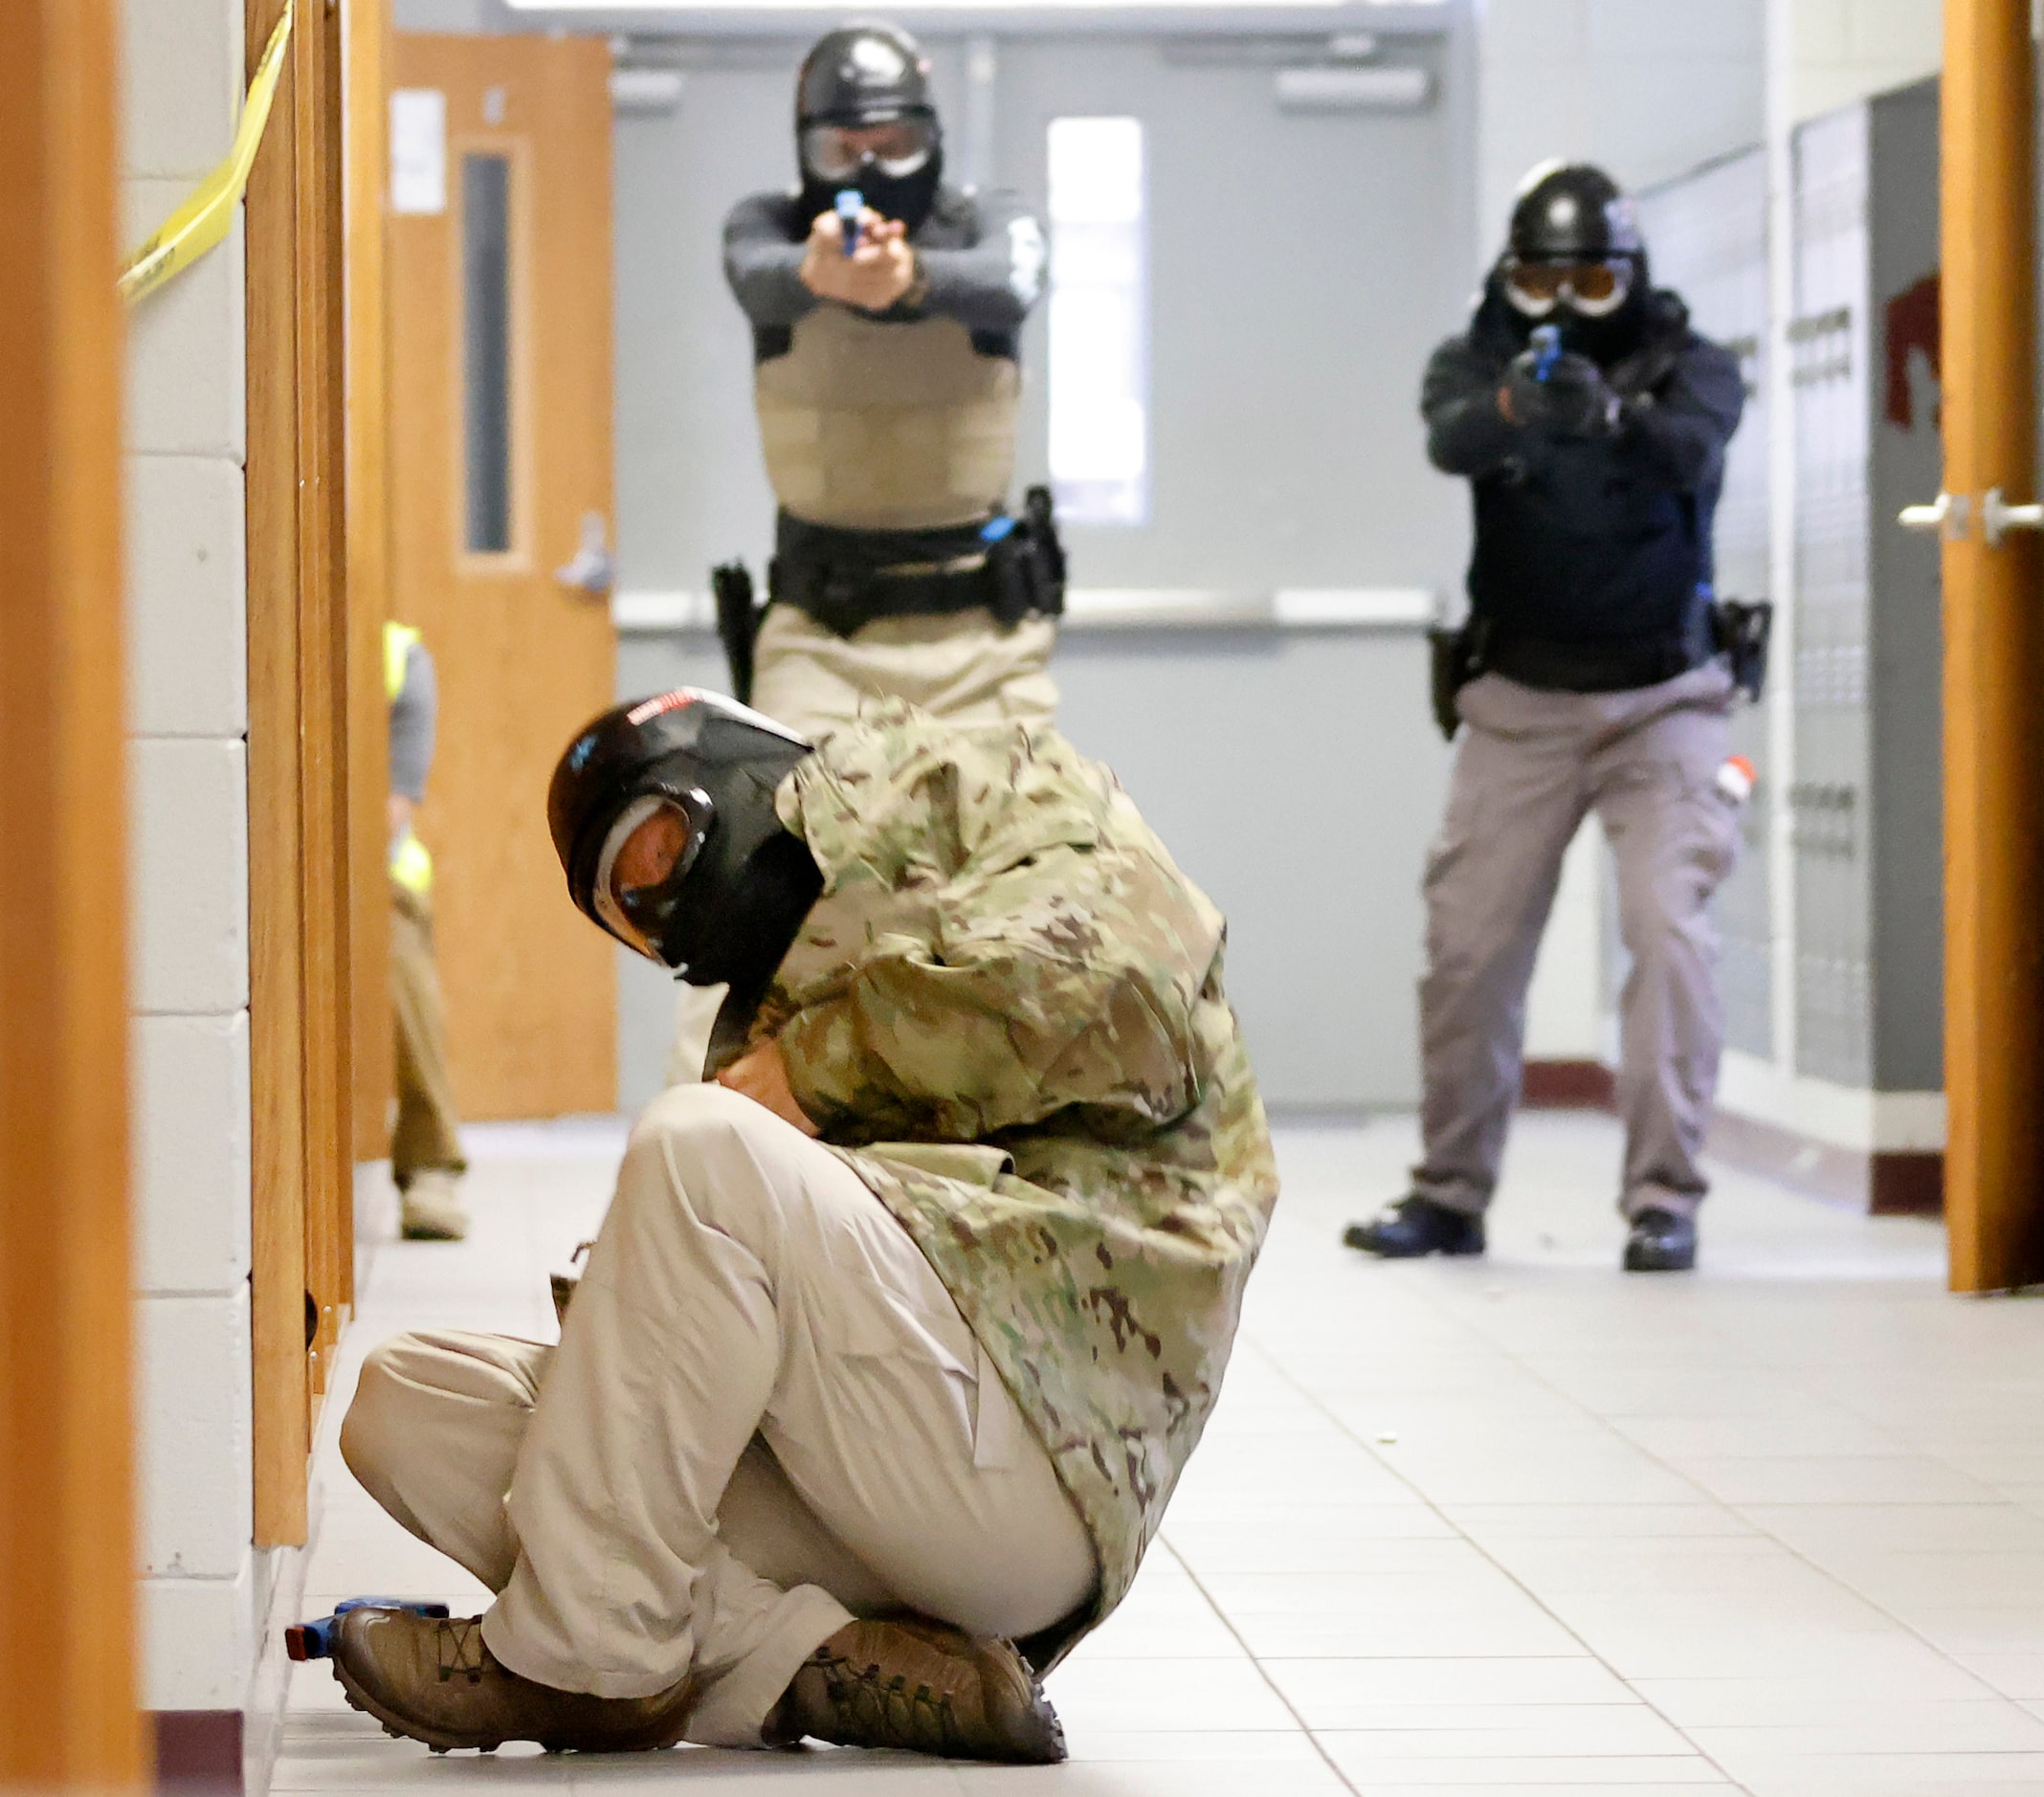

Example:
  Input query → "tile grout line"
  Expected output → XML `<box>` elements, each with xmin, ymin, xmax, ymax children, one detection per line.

<box><xmin>1453</xmin><ymin>1315</ymin><xmax>2029</xmax><ymax>1718</ymax></box>
<box><xmin>1154</xmin><ymin>1536</ymin><xmax>1366</xmax><ymax>1797</ymax></box>
<box><xmin>1245</xmin><ymin>1333</ymin><xmax>1760</xmax><ymax>1796</ymax></box>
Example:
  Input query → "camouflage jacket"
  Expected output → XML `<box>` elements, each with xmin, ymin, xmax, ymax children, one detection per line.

<box><xmin>725</xmin><ymin>704</ymin><xmax>1278</xmax><ymax>1666</ymax></box>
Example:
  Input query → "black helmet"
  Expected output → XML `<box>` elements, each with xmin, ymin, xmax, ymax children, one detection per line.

<box><xmin>1507</xmin><ymin>161</ymin><xmax>1643</xmax><ymax>264</ymax></box>
<box><xmin>795</xmin><ymin>22</ymin><xmax>944</xmax><ymax>232</ymax></box>
<box><xmin>547</xmin><ymin>691</ymin><xmax>822</xmax><ymax>991</ymax></box>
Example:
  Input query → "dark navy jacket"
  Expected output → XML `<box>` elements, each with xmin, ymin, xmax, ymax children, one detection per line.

<box><xmin>1422</xmin><ymin>280</ymin><xmax>1746</xmax><ymax>682</ymax></box>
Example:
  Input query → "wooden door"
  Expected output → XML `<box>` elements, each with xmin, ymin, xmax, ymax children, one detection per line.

<box><xmin>0</xmin><ymin>0</ymin><xmax>142</xmax><ymax>1773</ymax></box>
<box><xmin>388</xmin><ymin>34</ymin><xmax>616</xmax><ymax>1120</ymax></box>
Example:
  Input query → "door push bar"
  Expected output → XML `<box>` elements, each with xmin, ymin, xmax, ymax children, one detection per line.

<box><xmin>1900</xmin><ymin>489</ymin><xmax>2044</xmax><ymax>546</ymax></box>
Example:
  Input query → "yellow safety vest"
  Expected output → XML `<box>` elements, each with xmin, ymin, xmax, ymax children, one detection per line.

<box><xmin>384</xmin><ymin>619</ymin><xmax>422</xmax><ymax>701</ymax></box>
<box><xmin>385</xmin><ymin>621</ymin><xmax>434</xmax><ymax>897</ymax></box>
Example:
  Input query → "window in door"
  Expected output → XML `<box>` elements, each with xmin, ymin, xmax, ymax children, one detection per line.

<box><xmin>1046</xmin><ymin>116</ymin><xmax>1148</xmax><ymax>526</ymax></box>
<box><xmin>461</xmin><ymin>149</ymin><xmax>518</xmax><ymax>556</ymax></box>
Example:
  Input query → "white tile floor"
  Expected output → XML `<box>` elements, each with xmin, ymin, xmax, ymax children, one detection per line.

<box><xmin>278</xmin><ymin>1111</ymin><xmax>2044</xmax><ymax>1796</ymax></box>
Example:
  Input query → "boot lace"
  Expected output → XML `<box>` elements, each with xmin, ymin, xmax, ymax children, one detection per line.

<box><xmin>811</xmin><ymin>1644</ymin><xmax>966</xmax><ymax>1753</ymax></box>
<box><xmin>433</xmin><ymin>1617</ymin><xmax>490</xmax><ymax>1685</ymax></box>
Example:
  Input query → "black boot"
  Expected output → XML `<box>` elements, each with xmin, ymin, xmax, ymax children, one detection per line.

<box><xmin>1623</xmin><ymin>1207</ymin><xmax>1697</xmax><ymax>1273</ymax></box>
<box><xmin>1343</xmin><ymin>1195</ymin><xmax>1485</xmax><ymax>1259</ymax></box>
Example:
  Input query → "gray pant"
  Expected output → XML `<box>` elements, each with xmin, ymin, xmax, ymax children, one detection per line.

<box><xmin>1414</xmin><ymin>661</ymin><xmax>1741</xmax><ymax>1222</ymax></box>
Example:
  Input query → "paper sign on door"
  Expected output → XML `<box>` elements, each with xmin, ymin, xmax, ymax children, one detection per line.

<box><xmin>390</xmin><ymin>89</ymin><xmax>448</xmax><ymax>215</ymax></box>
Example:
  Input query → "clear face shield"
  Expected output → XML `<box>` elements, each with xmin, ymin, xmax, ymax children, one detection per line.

<box><xmin>799</xmin><ymin>116</ymin><xmax>937</xmax><ymax>186</ymax></box>
<box><xmin>589</xmin><ymin>788</ymin><xmax>714</xmax><ymax>964</ymax></box>
<box><xmin>1502</xmin><ymin>255</ymin><xmax>1633</xmax><ymax>321</ymax></box>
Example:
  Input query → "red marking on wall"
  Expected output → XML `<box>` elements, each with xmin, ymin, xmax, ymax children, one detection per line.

<box><xmin>1884</xmin><ymin>273</ymin><xmax>1941</xmax><ymax>432</ymax></box>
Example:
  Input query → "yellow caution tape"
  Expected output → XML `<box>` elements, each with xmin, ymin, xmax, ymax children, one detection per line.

<box><xmin>119</xmin><ymin>3</ymin><xmax>294</xmax><ymax>305</ymax></box>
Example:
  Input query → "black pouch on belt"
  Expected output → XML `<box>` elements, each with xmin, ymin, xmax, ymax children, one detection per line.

<box><xmin>982</xmin><ymin>485</ymin><xmax>1068</xmax><ymax>628</ymax></box>
<box><xmin>1711</xmin><ymin>598</ymin><xmax>1774</xmax><ymax>702</ymax></box>
<box><xmin>1427</xmin><ymin>617</ymin><xmax>1489</xmax><ymax>743</ymax></box>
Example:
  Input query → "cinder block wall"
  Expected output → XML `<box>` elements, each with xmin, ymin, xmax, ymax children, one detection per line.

<box><xmin>1793</xmin><ymin>0</ymin><xmax>1942</xmax><ymax>122</ymax></box>
<box><xmin>122</xmin><ymin>0</ymin><xmax>256</xmax><ymax>1717</ymax></box>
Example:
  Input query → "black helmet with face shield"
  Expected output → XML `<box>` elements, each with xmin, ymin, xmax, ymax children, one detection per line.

<box><xmin>795</xmin><ymin>21</ymin><xmax>943</xmax><ymax>232</ymax></box>
<box><xmin>1500</xmin><ymin>161</ymin><xmax>1646</xmax><ymax>325</ymax></box>
<box><xmin>547</xmin><ymin>692</ymin><xmax>822</xmax><ymax>996</ymax></box>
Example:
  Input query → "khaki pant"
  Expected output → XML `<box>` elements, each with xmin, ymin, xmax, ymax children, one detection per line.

<box><xmin>390</xmin><ymin>882</ymin><xmax>464</xmax><ymax>1187</ymax></box>
<box><xmin>1416</xmin><ymin>662</ymin><xmax>1741</xmax><ymax>1222</ymax></box>
<box><xmin>750</xmin><ymin>603</ymin><xmax>1058</xmax><ymax>740</ymax></box>
<box><xmin>340</xmin><ymin>1084</ymin><xmax>1096</xmax><ymax>1744</ymax></box>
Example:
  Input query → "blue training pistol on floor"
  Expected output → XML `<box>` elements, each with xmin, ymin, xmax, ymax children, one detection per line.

<box><xmin>286</xmin><ymin>1598</ymin><xmax>450</xmax><ymax>1663</ymax></box>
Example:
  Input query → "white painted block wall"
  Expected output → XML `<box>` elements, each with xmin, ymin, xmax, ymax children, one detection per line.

<box><xmin>122</xmin><ymin>0</ymin><xmax>257</xmax><ymax>1715</ymax></box>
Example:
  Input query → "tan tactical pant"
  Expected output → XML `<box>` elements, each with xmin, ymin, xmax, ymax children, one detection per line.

<box><xmin>750</xmin><ymin>603</ymin><xmax>1058</xmax><ymax>740</ymax></box>
<box><xmin>1415</xmin><ymin>661</ymin><xmax>1740</xmax><ymax>1222</ymax></box>
<box><xmin>664</xmin><ymin>605</ymin><xmax>1060</xmax><ymax>1086</ymax></box>
<box><xmin>340</xmin><ymin>1084</ymin><xmax>1096</xmax><ymax>1744</ymax></box>
<box><xmin>389</xmin><ymin>882</ymin><xmax>465</xmax><ymax>1188</ymax></box>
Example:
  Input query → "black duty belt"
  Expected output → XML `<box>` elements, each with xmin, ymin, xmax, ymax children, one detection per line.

<box><xmin>770</xmin><ymin>488</ymin><xmax>1066</xmax><ymax>639</ymax></box>
<box><xmin>1482</xmin><ymin>622</ymin><xmax>1716</xmax><ymax>695</ymax></box>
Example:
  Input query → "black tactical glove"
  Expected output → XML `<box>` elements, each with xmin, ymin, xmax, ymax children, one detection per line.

<box><xmin>1505</xmin><ymin>347</ymin><xmax>1621</xmax><ymax>440</ymax></box>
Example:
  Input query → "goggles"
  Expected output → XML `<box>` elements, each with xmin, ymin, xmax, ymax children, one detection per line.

<box><xmin>1502</xmin><ymin>257</ymin><xmax>1633</xmax><ymax>319</ymax></box>
<box><xmin>800</xmin><ymin>117</ymin><xmax>936</xmax><ymax>185</ymax></box>
<box><xmin>590</xmin><ymin>788</ymin><xmax>714</xmax><ymax>963</ymax></box>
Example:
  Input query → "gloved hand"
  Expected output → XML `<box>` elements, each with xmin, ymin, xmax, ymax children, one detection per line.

<box><xmin>1502</xmin><ymin>347</ymin><xmax>1621</xmax><ymax>439</ymax></box>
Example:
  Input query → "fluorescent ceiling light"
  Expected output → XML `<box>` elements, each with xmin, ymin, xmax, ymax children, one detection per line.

<box><xmin>511</xmin><ymin>0</ymin><xmax>1451</xmax><ymax>11</ymax></box>
<box><xmin>611</xmin><ymin>67</ymin><xmax>686</xmax><ymax>109</ymax></box>
<box><xmin>1274</xmin><ymin>63</ymin><xmax>1431</xmax><ymax>107</ymax></box>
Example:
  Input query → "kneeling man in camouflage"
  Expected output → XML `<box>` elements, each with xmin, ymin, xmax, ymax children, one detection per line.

<box><xmin>329</xmin><ymin>692</ymin><xmax>1278</xmax><ymax>1762</ymax></box>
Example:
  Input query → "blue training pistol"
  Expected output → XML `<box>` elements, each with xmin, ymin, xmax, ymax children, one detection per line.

<box><xmin>286</xmin><ymin>1597</ymin><xmax>451</xmax><ymax>1663</ymax></box>
<box><xmin>836</xmin><ymin>188</ymin><xmax>865</xmax><ymax>255</ymax></box>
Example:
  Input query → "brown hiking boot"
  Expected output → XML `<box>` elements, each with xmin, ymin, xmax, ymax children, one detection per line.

<box><xmin>328</xmin><ymin>1608</ymin><xmax>690</xmax><ymax>1754</ymax></box>
<box><xmin>773</xmin><ymin>1615</ymin><xmax>1066</xmax><ymax>1764</ymax></box>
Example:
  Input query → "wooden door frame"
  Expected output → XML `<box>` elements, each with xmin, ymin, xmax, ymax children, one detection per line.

<box><xmin>349</xmin><ymin>0</ymin><xmax>395</xmax><ymax>1166</ymax></box>
<box><xmin>1941</xmin><ymin>0</ymin><xmax>2044</xmax><ymax>1293</ymax></box>
<box><xmin>247</xmin><ymin>0</ymin><xmax>358</xmax><ymax>1546</ymax></box>
<box><xmin>0</xmin><ymin>0</ymin><xmax>144</xmax><ymax>1778</ymax></box>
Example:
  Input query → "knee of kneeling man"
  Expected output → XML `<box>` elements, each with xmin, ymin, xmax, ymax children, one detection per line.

<box><xmin>340</xmin><ymin>1334</ymin><xmax>428</xmax><ymax>1487</ymax></box>
<box><xmin>624</xmin><ymin>1082</ymin><xmax>781</xmax><ymax>1205</ymax></box>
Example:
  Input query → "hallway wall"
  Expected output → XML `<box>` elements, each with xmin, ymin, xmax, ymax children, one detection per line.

<box><xmin>122</xmin><ymin>0</ymin><xmax>257</xmax><ymax>1716</ymax></box>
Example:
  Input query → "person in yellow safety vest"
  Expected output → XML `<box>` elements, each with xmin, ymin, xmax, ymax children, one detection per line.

<box><xmin>386</xmin><ymin>622</ymin><xmax>469</xmax><ymax>1240</ymax></box>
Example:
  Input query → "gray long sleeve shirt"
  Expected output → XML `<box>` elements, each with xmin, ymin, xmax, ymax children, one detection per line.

<box><xmin>389</xmin><ymin>638</ymin><xmax>436</xmax><ymax>805</ymax></box>
<box><xmin>722</xmin><ymin>185</ymin><xmax>1046</xmax><ymax>357</ymax></box>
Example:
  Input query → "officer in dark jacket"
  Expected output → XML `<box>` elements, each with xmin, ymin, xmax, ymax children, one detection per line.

<box><xmin>717</xmin><ymin>21</ymin><xmax>1060</xmax><ymax>740</ymax></box>
<box><xmin>1346</xmin><ymin>162</ymin><xmax>1747</xmax><ymax>1274</ymax></box>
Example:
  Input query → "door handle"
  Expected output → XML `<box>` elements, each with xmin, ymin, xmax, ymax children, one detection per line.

<box><xmin>555</xmin><ymin>512</ymin><xmax>613</xmax><ymax>596</ymax></box>
<box><xmin>1898</xmin><ymin>493</ymin><xmax>1953</xmax><ymax>534</ymax></box>
<box><xmin>1899</xmin><ymin>488</ymin><xmax>2044</xmax><ymax>546</ymax></box>
<box><xmin>1983</xmin><ymin>487</ymin><xmax>2044</xmax><ymax>546</ymax></box>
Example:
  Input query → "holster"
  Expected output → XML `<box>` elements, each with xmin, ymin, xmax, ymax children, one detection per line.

<box><xmin>1711</xmin><ymin>598</ymin><xmax>1774</xmax><ymax>703</ymax></box>
<box><xmin>992</xmin><ymin>484</ymin><xmax>1068</xmax><ymax>626</ymax></box>
<box><xmin>1428</xmin><ymin>618</ymin><xmax>1489</xmax><ymax>743</ymax></box>
<box><xmin>712</xmin><ymin>561</ymin><xmax>761</xmax><ymax>706</ymax></box>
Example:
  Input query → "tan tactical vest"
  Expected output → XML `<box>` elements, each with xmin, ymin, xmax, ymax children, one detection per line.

<box><xmin>754</xmin><ymin>306</ymin><xmax>1019</xmax><ymax>531</ymax></box>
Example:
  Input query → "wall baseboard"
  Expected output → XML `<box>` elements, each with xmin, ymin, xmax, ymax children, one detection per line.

<box><xmin>1706</xmin><ymin>1106</ymin><xmax>1944</xmax><ymax>1215</ymax></box>
<box><xmin>153</xmin><ymin>1710</ymin><xmax>243</xmax><ymax>1790</ymax></box>
<box><xmin>1522</xmin><ymin>1059</ymin><xmax>1616</xmax><ymax>1109</ymax></box>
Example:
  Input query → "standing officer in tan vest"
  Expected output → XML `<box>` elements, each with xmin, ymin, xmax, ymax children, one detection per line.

<box><xmin>716</xmin><ymin>19</ymin><xmax>1061</xmax><ymax>740</ymax></box>
<box><xmin>674</xmin><ymin>22</ymin><xmax>1062</xmax><ymax>1083</ymax></box>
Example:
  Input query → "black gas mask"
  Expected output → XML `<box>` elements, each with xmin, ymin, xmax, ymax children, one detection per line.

<box><xmin>795</xmin><ymin>22</ymin><xmax>944</xmax><ymax>234</ymax></box>
<box><xmin>547</xmin><ymin>692</ymin><xmax>823</xmax><ymax>1000</ymax></box>
<box><xmin>1495</xmin><ymin>160</ymin><xmax>1651</xmax><ymax>364</ymax></box>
